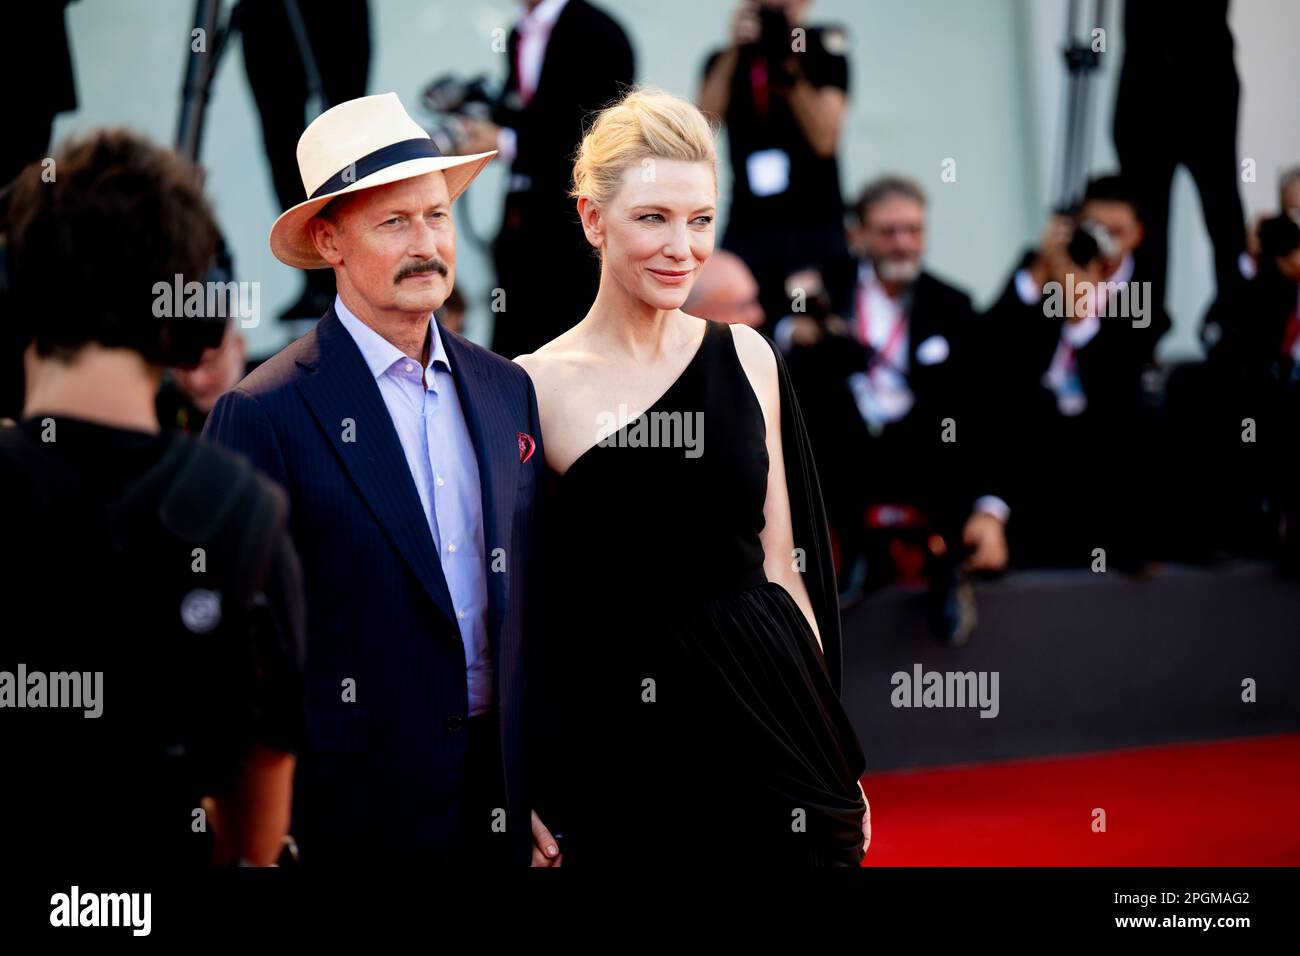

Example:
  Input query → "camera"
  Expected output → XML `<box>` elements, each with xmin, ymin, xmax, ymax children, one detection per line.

<box><xmin>419</xmin><ymin>73</ymin><xmax>501</xmax><ymax>154</ymax></box>
<box><xmin>1065</xmin><ymin>217</ymin><xmax>1119</xmax><ymax>269</ymax></box>
<box><xmin>756</xmin><ymin>5</ymin><xmax>795</xmax><ymax>74</ymax></box>
<box><xmin>1258</xmin><ymin>213</ymin><xmax>1300</xmax><ymax>260</ymax></box>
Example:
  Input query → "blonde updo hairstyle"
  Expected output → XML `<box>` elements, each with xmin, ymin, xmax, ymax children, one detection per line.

<box><xmin>570</xmin><ymin>87</ymin><xmax>718</xmax><ymax>249</ymax></box>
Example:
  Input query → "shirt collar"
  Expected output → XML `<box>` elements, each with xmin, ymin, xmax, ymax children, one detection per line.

<box><xmin>520</xmin><ymin>0</ymin><xmax>567</xmax><ymax>31</ymax></box>
<box><xmin>334</xmin><ymin>294</ymin><xmax>450</xmax><ymax>385</ymax></box>
<box><xmin>1107</xmin><ymin>253</ymin><xmax>1135</xmax><ymax>285</ymax></box>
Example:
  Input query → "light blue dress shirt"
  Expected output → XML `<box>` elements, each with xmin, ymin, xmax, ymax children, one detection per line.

<box><xmin>335</xmin><ymin>295</ymin><xmax>493</xmax><ymax>716</ymax></box>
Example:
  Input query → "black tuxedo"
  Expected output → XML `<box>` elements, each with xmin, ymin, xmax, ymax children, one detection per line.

<box><xmin>1113</xmin><ymin>0</ymin><xmax>1247</xmax><ymax>314</ymax></box>
<box><xmin>1194</xmin><ymin>264</ymin><xmax>1300</xmax><ymax>555</ymax></box>
<box><xmin>786</xmin><ymin>269</ymin><xmax>989</xmax><ymax>576</ymax></box>
<box><xmin>980</xmin><ymin>255</ymin><xmax>1148</xmax><ymax>567</ymax></box>
<box><xmin>490</xmin><ymin>0</ymin><xmax>635</xmax><ymax>358</ymax></box>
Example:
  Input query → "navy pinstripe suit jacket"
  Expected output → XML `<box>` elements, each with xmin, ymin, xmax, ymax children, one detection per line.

<box><xmin>204</xmin><ymin>304</ymin><xmax>545</xmax><ymax>865</ymax></box>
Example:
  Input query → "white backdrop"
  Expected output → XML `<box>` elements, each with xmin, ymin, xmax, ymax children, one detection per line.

<box><xmin>52</xmin><ymin>0</ymin><xmax>1299</xmax><ymax>361</ymax></box>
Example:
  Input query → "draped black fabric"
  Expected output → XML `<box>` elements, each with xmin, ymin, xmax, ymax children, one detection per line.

<box><xmin>769</xmin><ymin>331</ymin><xmax>845</xmax><ymax>696</ymax></box>
<box><xmin>536</xmin><ymin>319</ymin><xmax>865</xmax><ymax>866</ymax></box>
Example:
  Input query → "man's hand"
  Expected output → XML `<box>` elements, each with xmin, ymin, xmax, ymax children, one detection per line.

<box><xmin>731</xmin><ymin>1</ymin><xmax>760</xmax><ymax>47</ymax></box>
<box><xmin>962</xmin><ymin>511</ymin><xmax>1009</xmax><ymax>572</ymax></box>
<box><xmin>530</xmin><ymin>810</ymin><xmax>562</xmax><ymax>867</ymax></box>
<box><xmin>787</xmin><ymin>315</ymin><xmax>823</xmax><ymax>347</ymax></box>
<box><xmin>456</xmin><ymin>116</ymin><xmax>500</xmax><ymax>156</ymax></box>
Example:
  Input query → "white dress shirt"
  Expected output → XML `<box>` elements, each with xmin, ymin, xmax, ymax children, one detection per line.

<box><xmin>1013</xmin><ymin>256</ymin><xmax>1137</xmax><ymax>418</ymax></box>
<box><xmin>496</xmin><ymin>0</ymin><xmax>569</xmax><ymax>165</ymax></box>
<box><xmin>847</xmin><ymin>262</ymin><xmax>915</xmax><ymax>432</ymax></box>
<box><xmin>335</xmin><ymin>295</ymin><xmax>494</xmax><ymax>716</ymax></box>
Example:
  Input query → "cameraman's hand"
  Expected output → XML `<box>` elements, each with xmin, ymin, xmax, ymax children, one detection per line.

<box><xmin>457</xmin><ymin>117</ymin><xmax>501</xmax><ymax>156</ymax></box>
<box><xmin>962</xmin><ymin>512</ymin><xmax>1009</xmax><ymax>573</ymax></box>
<box><xmin>788</xmin><ymin>315</ymin><xmax>823</xmax><ymax>347</ymax></box>
<box><xmin>1037</xmin><ymin>214</ymin><xmax>1074</xmax><ymax>287</ymax></box>
<box><xmin>824</xmin><ymin>314</ymin><xmax>851</xmax><ymax>338</ymax></box>
<box><xmin>732</xmin><ymin>1</ymin><xmax>760</xmax><ymax>46</ymax></box>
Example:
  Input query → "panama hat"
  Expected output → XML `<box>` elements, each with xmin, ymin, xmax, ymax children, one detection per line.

<box><xmin>269</xmin><ymin>92</ymin><xmax>496</xmax><ymax>269</ymax></box>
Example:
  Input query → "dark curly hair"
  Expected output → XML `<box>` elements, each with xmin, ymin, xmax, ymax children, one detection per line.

<box><xmin>5</xmin><ymin>128</ymin><xmax>221</xmax><ymax>363</ymax></box>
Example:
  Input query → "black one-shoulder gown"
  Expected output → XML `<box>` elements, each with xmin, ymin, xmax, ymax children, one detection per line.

<box><xmin>535</xmin><ymin>319</ymin><xmax>866</xmax><ymax>866</ymax></box>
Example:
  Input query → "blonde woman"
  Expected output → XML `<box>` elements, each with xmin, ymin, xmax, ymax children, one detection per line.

<box><xmin>515</xmin><ymin>89</ymin><xmax>869</xmax><ymax>866</ymax></box>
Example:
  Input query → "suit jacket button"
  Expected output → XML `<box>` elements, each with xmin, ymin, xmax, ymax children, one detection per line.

<box><xmin>444</xmin><ymin>716</ymin><xmax>465</xmax><ymax>732</ymax></box>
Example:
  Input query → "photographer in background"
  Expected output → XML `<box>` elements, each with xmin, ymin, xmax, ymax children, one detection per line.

<box><xmin>982</xmin><ymin>176</ymin><xmax>1159</xmax><ymax>570</ymax></box>
<box><xmin>155</xmin><ymin>320</ymin><xmax>252</xmax><ymax>436</ymax></box>
<box><xmin>1197</xmin><ymin>212</ymin><xmax>1300</xmax><ymax>569</ymax></box>
<box><xmin>682</xmin><ymin>249</ymin><xmax>765</xmax><ymax>328</ymax></box>
<box><xmin>699</xmin><ymin>0</ymin><xmax>850</xmax><ymax>333</ymax></box>
<box><xmin>237</xmin><ymin>0</ymin><xmax>372</xmax><ymax>327</ymax></box>
<box><xmin>455</xmin><ymin>0</ymin><xmax>635</xmax><ymax>358</ymax></box>
<box><xmin>774</xmin><ymin>177</ymin><xmax>1007</xmax><ymax>641</ymax></box>
<box><xmin>1114</xmin><ymin>0</ymin><xmax>1248</xmax><ymax>324</ymax></box>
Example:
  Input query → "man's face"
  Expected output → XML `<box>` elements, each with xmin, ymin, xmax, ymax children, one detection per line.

<box><xmin>310</xmin><ymin>171</ymin><xmax>456</xmax><ymax>317</ymax></box>
<box><xmin>1277</xmin><ymin>246</ymin><xmax>1300</xmax><ymax>283</ymax></box>
<box><xmin>857</xmin><ymin>195</ymin><xmax>925</xmax><ymax>284</ymax></box>
<box><xmin>1282</xmin><ymin>179</ymin><xmax>1300</xmax><ymax>220</ymax></box>
<box><xmin>174</xmin><ymin>322</ymin><xmax>246</xmax><ymax>413</ymax></box>
<box><xmin>1080</xmin><ymin>198</ymin><xmax>1143</xmax><ymax>270</ymax></box>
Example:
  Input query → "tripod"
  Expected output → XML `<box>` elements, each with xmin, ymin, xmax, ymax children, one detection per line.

<box><xmin>1052</xmin><ymin>0</ymin><xmax>1109</xmax><ymax>212</ymax></box>
<box><xmin>176</xmin><ymin>0</ymin><xmax>324</xmax><ymax>164</ymax></box>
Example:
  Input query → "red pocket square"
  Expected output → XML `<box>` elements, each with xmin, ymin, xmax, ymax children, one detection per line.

<box><xmin>517</xmin><ymin>431</ymin><xmax>535</xmax><ymax>464</ymax></box>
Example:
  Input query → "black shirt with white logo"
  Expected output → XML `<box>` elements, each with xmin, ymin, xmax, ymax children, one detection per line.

<box><xmin>704</xmin><ymin>25</ymin><xmax>851</xmax><ymax>234</ymax></box>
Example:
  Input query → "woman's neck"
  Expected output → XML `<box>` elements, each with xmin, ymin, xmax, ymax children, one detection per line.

<box><xmin>582</xmin><ymin>269</ymin><xmax>684</xmax><ymax>361</ymax></box>
<box><xmin>23</xmin><ymin>344</ymin><xmax>163</xmax><ymax>434</ymax></box>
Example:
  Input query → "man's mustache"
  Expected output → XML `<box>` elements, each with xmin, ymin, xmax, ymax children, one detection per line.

<box><xmin>394</xmin><ymin>259</ymin><xmax>449</xmax><ymax>284</ymax></box>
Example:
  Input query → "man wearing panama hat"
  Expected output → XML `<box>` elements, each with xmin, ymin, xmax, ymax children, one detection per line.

<box><xmin>205</xmin><ymin>92</ymin><xmax>560</xmax><ymax>866</ymax></box>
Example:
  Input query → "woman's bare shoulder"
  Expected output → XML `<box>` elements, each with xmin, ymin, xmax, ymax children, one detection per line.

<box><xmin>725</xmin><ymin>322</ymin><xmax>779</xmax><ymax>413</ymax></box>
<box><xmin>512</xmin><ymin>332</ymin><xmax>597</xmax><ymax>396</ymax></box>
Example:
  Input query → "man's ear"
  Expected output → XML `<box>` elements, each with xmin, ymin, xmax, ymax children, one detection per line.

<box><xmin>308</xmin><ymin>215</ymin><xmax>345</xmax><ymax>266</ymax></box>
<box><xmin>577</xmin><ymin>195</ymin><xmax>603</xmax><ymax>252</ymax></box>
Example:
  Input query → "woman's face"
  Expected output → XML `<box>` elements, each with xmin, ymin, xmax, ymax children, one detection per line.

<box><xmin>586</xmin><ymin>159</ymin><xmax>716</xmax><ymax>313</ymax></box>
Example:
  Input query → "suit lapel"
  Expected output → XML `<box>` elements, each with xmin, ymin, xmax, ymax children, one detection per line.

<box><xmin>440</xmin><ymin>325</ymin><xmax>519</xmax><ymax>663</ymax></box>
<box><xmin>295</xmin><ymin>307</ymin><xmax>459</xmax><ymax>633</ymax></box>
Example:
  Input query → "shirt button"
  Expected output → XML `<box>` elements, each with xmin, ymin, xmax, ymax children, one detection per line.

<box><xmin>447</xmin><ymin>542</ymin><xmax>457</xmax><ymax>553</ymax></box>
<box><xmin>444</xmin><ymin>716</ymin><xmax>464</xmax><ymax>732</ymax></box>
<box><xmin>457</xmin><ymin>610</ymin><xmax>465</xmax><ymax>620</ymax></box>
<box><xmin>435</xmin><ymin>475</ymin><xmax>445</xmax><ymax>487</ymax></box>
<box><xmin>404</xmin><ymin>362</ymin><xmax>414</xmax><ymax>373</ymax></box>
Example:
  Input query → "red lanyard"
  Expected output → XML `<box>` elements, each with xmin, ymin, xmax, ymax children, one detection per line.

<box><xmin>1282</xmin><ymin>305</ymin><xmax>1300</xmax><ymax>358</ymax></box>
<box><xmin>857</xmin><ymin>281</ymin><xmax>908</xmax><ymax>373</ymax></box>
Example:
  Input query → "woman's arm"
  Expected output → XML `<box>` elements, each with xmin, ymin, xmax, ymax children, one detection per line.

<box><xmin>730</xmin><ymin>324</ymin><xmax>823</xmax><ymax>653</ymax></box>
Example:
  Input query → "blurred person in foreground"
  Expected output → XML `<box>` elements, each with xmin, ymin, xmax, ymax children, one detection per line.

<box><xmin>699</xmin><ymin>0</ymin><xmax>851</xmax><ymax>332</ymax></box>
<box><xmin>773</xmin><ymin>176</ymin><xmax>1007</xmax><ymax>638</ymax></box>
<box><xmin>0</xmin><ymin>130</ymin><xmax>305</xmax><ymax>867</ymax></box>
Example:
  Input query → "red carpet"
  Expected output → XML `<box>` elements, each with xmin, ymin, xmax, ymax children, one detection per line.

<box><xmin>860</xmin><ymin>733</ymin><xmax>1300</xmax><ymax>866</ymax></box>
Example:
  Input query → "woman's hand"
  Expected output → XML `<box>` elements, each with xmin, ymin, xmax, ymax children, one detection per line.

<box><xmin>858</xmin><ymin>782</ymin><xmax>872</xmax><ymax>859</ymax></box>
<box><xmin>531</xmin><ymin>810</ymin><xmax>563</xmax><ymax>866</ymax></box>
